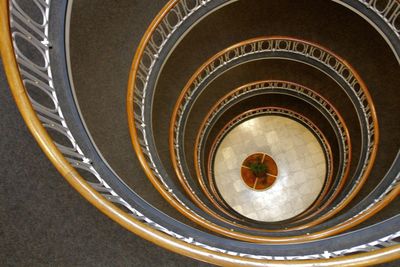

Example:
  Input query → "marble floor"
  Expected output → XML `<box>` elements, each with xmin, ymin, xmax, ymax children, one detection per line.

<box><xmin>213</xmin><ymin>115</ymin><xmax>326</xmax><ymax>222</ymax></box>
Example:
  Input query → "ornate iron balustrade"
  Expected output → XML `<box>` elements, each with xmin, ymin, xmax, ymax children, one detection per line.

<box><xmin>193</xmin><ymin>81</ymin><xmax>349</xmax><ymax>225</ymax></box>
<box><xmin>204</xmin><ymin>106</ymin><xmax>334</xmax><ymax>221</ymax></box>
<box><xmin>2</xmin><ymin>0</ymin><xmax>399</xmax><ymax>265</ymax></box>
<box><xmin>168</xmin><ymin>37</ymin><xmax>377</xmax><ymax>235</ymax></box>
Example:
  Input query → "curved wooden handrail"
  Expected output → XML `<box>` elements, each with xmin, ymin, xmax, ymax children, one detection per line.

<box><xmin>194</xmin><ymin>80</ymin><xmax>352</xmax><ymax>226</ymax></box>
<box><xmin>162</xmin><ymin>37</ymin><xmax>380</xmax><ymax>240</ymax></box>
<box><xmin>204</xmin><ymin>106</ymin><xmax>335</xmax><ymax>224</ymax></box>
<box><xmin>2</xmin><ymin>0</ymin><xmax>399</xmax><ymax>265</ymax></box>
<box><xmin>126</xmin><ymin>18</ymin><xmax>390</xmax><ymax>241</ymax></box>
<box><xmin>164</xmin><ymin>83</ymin><xmax>341</xmax><ymax>231</ymax></box>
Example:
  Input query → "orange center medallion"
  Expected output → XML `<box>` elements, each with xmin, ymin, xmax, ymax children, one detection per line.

<box><xmin>241</xmin><ymin>153</ymin><xmax>278</xmax><ymax>191</ymax></box>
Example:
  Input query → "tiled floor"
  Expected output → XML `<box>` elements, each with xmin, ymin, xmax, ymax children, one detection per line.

<box><xmin>214</xmin><ymin>115</ymin><xmax>326</xmax><ymax>222</ymax></box>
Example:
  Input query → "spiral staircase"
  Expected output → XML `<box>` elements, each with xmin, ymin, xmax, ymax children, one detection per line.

<box><xmin>1</xmin><ymin>0</ymin><xmax>399</xmax><ymax>266</ymax></box>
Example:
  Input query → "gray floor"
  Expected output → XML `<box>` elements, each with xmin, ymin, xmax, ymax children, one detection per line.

<box><xmin>0</xmin><ymin>61</ymin><xmax>211</xmax><ymax>266</ymax></box>
<box><xmin>1</xmin><ymin>58</ymin><xmax>396</xmax><ymax>267</ymax></box>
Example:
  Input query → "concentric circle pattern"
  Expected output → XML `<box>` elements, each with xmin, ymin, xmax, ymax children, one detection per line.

<box><xmin>1</xmin><ymin>0</ymin><xmax>399</xmax><ymax>266</ymax></box>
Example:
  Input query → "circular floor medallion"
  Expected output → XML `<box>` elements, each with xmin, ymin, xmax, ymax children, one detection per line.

<box><xmin>214</xmin><ymin>115</ymin><xmax>327</xmax><ymax>222</ymax></box>
<box><xmin>241</xmin><ymin>153</ymin><xmax>278</xmax><ymax>191</ymax></box>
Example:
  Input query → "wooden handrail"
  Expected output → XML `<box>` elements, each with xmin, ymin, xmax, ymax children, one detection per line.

<box><xmin>204</xmin><ymin>105</ymin><xmax>335</xmax><ymax>225</ymax></box>
<box><xmin>162</xmin><ymin>37</ymin><xmax>381</xmax><ymax>240</ymax></box>
<box><xmin>194</xmin><ymin>80</ymin><xmax>351</xmax><ymax>226</ymax></box>
<box><xmin>2</xmin><ymin>0</ymin><xmax>399</xmax><ymax>264</ymax></box>
<box><xmin>129</xmin><ymin>34</ymin><xmax>388</xmax><ymax>241</ymax></box>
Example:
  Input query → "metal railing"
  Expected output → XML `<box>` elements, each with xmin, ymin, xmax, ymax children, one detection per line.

<box><xmin>204</xmin><ymin>106</ymin><xmax>334</xmax><ymax>220</ymax></box>
<box><xmin>193</xmin><ymin>81</ymin><xmax>350</xmax><ymax>225</ymax></box>
<box><xmin>165</xmin><ymin>36</ymin><xmax>377</xmax><ymax>235</ymax></box>
<box><xmin>2</xmin><ymin>0</ymin><xmax>399</xmax><ymax>265</ymax></box>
